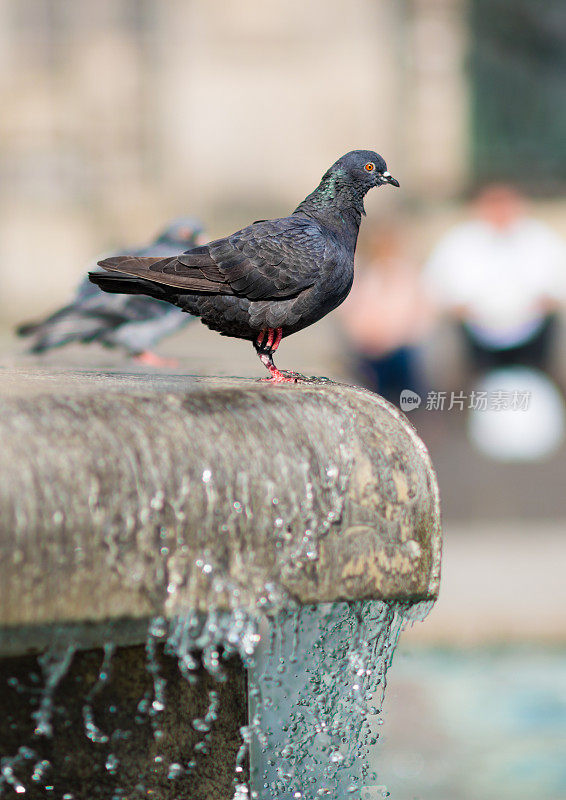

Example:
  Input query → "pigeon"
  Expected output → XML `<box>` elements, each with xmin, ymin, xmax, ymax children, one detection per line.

<box><xmin>89</xmin><ymin>151</ymin><xmax>399</xmax><ymax>382</ymax></box>
<box><xmin>18</xmin><ymin>217</ymin><xmax>205</xmax><ymax>364</ymax></box>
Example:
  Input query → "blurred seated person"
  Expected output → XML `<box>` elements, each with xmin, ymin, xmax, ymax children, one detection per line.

<box><xmin>424</xmin><ymin>184</ymin><xmax>566</xmax><ymax>374</ymax></box>
<box><xmin>340</xmin><ymin>222</ymin><xmax>431</xmax><ymax>404</ymax></box>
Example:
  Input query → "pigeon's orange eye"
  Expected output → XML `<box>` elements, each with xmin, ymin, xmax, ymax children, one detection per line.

<box><xmin>364</xmin><ymin>162</ymin><xmax>375</xmax><ymax>172</ymax></box>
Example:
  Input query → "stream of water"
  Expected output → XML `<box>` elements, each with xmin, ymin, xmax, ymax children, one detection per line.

<box><xmin>0</xmin><ymin>600</ymin><xmax>431</xmax><ymax>799</ymax></box>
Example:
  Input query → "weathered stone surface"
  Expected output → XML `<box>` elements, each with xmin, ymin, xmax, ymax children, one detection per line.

<box><xmin>0</xmin><ymin>369</ymin><xmax>440</xmax><ymax>642</ymax></box>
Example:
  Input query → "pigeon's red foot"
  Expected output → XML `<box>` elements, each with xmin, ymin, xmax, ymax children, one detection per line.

<box><xmin>262</xmin><ymin>366</ymin><xmax>299</xmax><ymax>384</ymax></box>
<box><xmin>134</xmin><ymin>351</ymin><xmax>179</xmax><ymax>368</ymax></box>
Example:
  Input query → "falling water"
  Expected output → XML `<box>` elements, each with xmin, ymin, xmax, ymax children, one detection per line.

<box><xmin>83</xmin><ymin>642</ymin><xmax>115</xmax><ymax>744</ymax></box>
<box><xmin>247</xmin><ymin>601</ymin><xmax>425</xmax><ymax>800</ymax></box>
<box><xmin>0</xmin><ymin>747</ymin><xmax>35</xmax><ymax>795</ymax></box>
<box><xmin>144</xmin><ymin>597</ymin><xmax>425</xmax><ymax>799</ymax></box>
<box><xmin>32</xmin><ymin>645</ymin><xmax>76</xmax><ymax>738</ymax></box>
<box><xmin>0</xmin><ymin>597</ymin><xmax>429</xmax><ymax>798</ymax></box>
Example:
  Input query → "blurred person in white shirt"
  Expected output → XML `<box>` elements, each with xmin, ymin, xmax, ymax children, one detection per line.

<box><xmin>424</xmin><ymin>185</ymin><xmax>566</xmax><ymax>373</ymax></box>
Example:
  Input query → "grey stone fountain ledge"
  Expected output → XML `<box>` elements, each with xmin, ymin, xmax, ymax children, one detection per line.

<box><xmin>0</xmin><ymin>368</ymin><xmax>441</xmax><ymax>656</ymax></box>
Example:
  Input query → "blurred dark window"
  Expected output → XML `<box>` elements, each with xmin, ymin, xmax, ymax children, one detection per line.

<box><xmin>471</xmin><ymin>0</ymin><xmax>566</xmax><ymax>191</ymax></box>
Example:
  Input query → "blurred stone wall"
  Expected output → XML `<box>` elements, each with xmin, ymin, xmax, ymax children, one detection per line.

<box><xmin>0</xmin><ymin>0</ymin><xmax>470</xmax><ymax>321</ymax></box>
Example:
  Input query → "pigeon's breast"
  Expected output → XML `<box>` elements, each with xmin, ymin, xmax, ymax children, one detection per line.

<box><xmin>314</xmin><ymin>255</ymin><xmax>355</xmax><ymax>317</ymax></box>
<box><xmin>269</xmin><ymin>250</ymin><xmax>354</xmax><ymax>335</ymax></box>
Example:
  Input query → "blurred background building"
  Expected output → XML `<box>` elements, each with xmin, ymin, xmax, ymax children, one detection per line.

<box><xmin>1</xmin><ymin>2</ymin><xmax>566</xmax><ymax>799</ymax></box>
<box><xmin>0</xmin><ymin>0</ymin><xmax>519</xmax><ymax>318</ymax></box>
<box><xmin>1</xmin><ymin>0</ymin><xmax>564</xmax><ymax>314</ymax></box>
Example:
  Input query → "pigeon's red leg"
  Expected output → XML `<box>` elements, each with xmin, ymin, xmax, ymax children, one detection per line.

<box><xmin>272</xmin><ymin>328</ymin><xmax>283</xmax><ymax>352</ymax></box>
<box><xmin>254</xmin><ymin>328</ymin><xmax>275</xmax><ymax>355</ymax></box>
<box><xmin>254</xmin><ymin>327</ymin><xmax>297</xmax><ymax>382</ymax></box>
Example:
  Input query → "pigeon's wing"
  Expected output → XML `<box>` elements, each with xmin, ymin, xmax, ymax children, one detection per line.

<box><xmin>204</xmin><ymin>218</ymin><xmax>328</xmax><ymax>300</ymax></box>
<box><xmin>97</xmin><ymin>218</ymin><xmax>328</xmax><ymax>301</ymax></box>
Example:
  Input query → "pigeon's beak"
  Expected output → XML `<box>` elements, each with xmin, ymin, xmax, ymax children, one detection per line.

<box><xmin>381</xmin><ymin>171</ymin><xmax>400</xmax><ymax>188</ymax></box>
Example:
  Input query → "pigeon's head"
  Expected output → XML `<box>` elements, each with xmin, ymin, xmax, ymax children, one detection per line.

<box><xmin>156</xmin><ymin>217</ymin><xmax>206</xmax><ymax>247</ymax></box>
<box><xmin>331</xmin><ymin>150</ymin><xmax>399</xmax><ymax>192</ymax></box>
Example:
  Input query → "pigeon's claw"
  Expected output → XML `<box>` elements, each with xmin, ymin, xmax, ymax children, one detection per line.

<box><xmin>262</xmin><ymin>367</ymin><xmax>298</xmax><ymax>384</ymax></box>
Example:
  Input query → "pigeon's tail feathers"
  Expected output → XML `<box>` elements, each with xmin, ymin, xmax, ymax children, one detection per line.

<box><xmin>97</xmin><ymin>255</ymin><xmax>171</xmax><ymax>272</ymax></box>
<box><xmin>97</xmin><ymin>252</ymin><xmax>232</xmax><ymax>294</ymax></box>
<box><xmin>97</xmin><ymin>255</ymin><xmax>178</xmax><ymax>278</ymax></box>
<box><xmin>88</xmin><ymin>270</ymin><xmax>171</xmax><ymax>300</ymax></box>
<box><xmin>16</xmin><ymin>311</ymin><xmax>111</xmax><ymax>352</ymax></box>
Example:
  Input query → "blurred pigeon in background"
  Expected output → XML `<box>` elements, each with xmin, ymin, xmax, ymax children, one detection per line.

<box><xmin>18</xmin><ymin>217</ymin><xmax>205</xmax><ymax>365</ymax></box>
<box><xmin>90</xmin><ymin>151</ymin><xmax>398</xmax><ymax>381</ymax></box>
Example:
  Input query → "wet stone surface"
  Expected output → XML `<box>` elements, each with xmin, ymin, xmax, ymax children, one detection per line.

<box><xmin>0</xmin><ymin>372</ymin><xmax>441</xmax><ymax>632</ymax></box>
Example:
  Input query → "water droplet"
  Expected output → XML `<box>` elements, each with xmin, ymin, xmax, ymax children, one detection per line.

<box><xmin>105</xmin><ymin>754</ymin><xmax>119</xmax><ymax>775</ymax></box>
<box><xmin>167</xmin><ymin>762</ymin><xmax>183</xmax><ymax>780</ymax></box>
